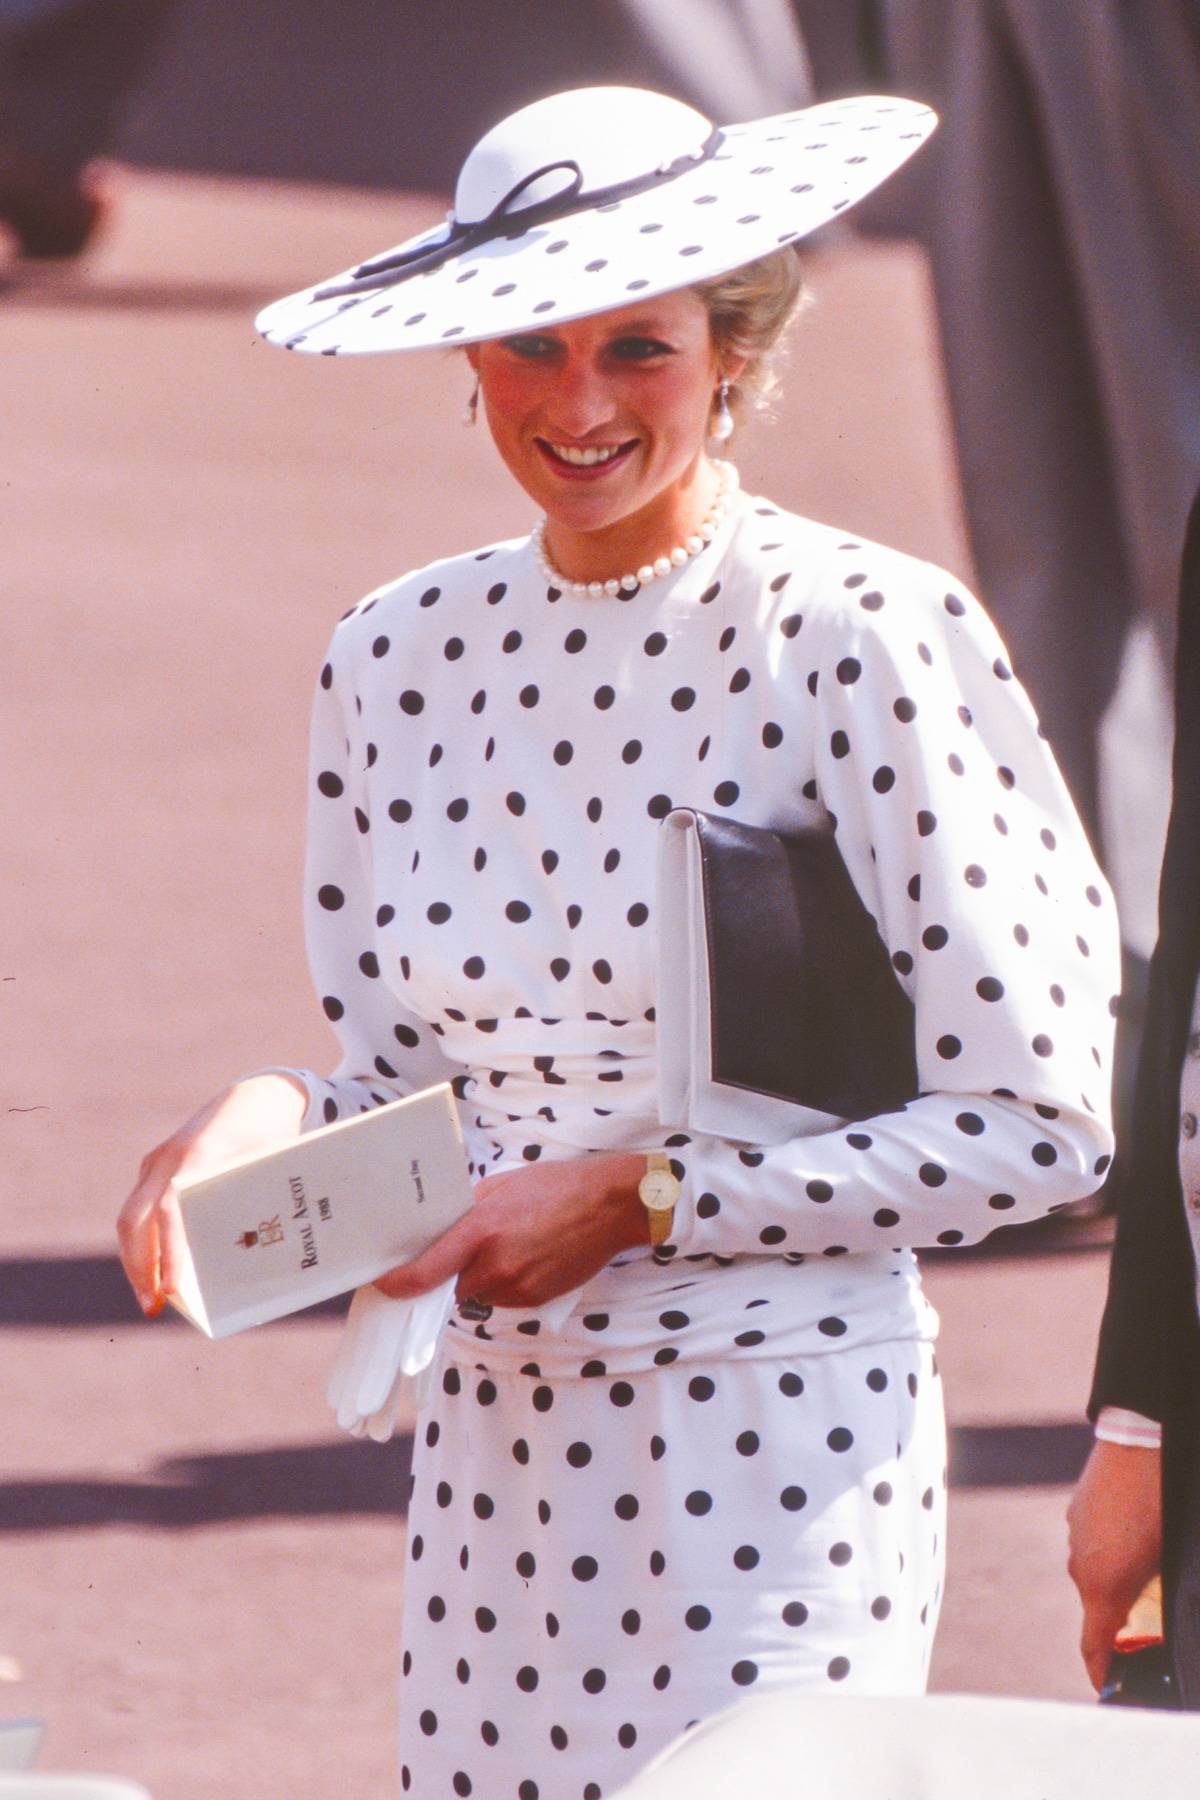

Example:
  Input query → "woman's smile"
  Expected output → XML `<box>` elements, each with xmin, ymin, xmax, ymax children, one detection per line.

<box><xmin>535</xmin><ymin>436</ymin><xmax>639</xmax><ymax>476</ymax></box>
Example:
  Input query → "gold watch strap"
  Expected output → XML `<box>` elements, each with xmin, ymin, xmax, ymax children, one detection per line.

<box><xmin>639</xmin><ymin>1151</ymin><xmax>678</xmax><ymax>1247</ymax></box>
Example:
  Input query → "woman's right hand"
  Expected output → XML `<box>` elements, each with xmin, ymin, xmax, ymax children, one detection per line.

<box><xmin>117</xmin><ymin>1072</ymin><xmax>309</xmax><ymax>1316</ymax></box>
<box><xmin>1067</xmin><ymin>1439</ymin><xmax>1163</xmax><ymax>1691</ymax></box>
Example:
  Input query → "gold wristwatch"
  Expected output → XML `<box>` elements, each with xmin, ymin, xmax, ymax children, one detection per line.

<box><xmin>638</xmin><ymin>1151</ymin><xmax>680</xmax><ymax>1246</ymax></box>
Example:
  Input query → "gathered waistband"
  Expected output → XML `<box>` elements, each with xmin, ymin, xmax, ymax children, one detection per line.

<box><xmin>440</xmin><ymin>1015</ymin><xmax>662</xmax><ymax>1160</ymax></box>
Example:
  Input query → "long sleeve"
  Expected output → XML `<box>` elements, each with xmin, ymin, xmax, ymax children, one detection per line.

<box><xmin>287</xmin><ymin>625</ymin><xmax>474</xmax><ymax>1142</ymax></box>
<box><xmin>1086</xmin><ymin>921</ymin><xmax>1190</xmax><ymax>1424</ymax></box>
<box><xmin>1089</xmin><ymin>490</ymin><xmax>1200</xmax><ymax>1422</ymax></box>
<box><xmin>665</xmin><ymin>566</ymin><xmax>1120</xmax><ymax>1258</ymax></box>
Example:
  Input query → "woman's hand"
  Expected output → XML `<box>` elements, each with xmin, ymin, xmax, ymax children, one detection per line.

<box><xmin>374</xmin><ymin>1151</ymin><xmax>650</xmax><ymax>1310</ymax></box>
<box><xmin>1067</xmin><ymin>1439</ymin><xmax>1163</xmax><ymax>1691</ymax></box>
<box><xmin>117</xmin><ymin>1073</ymin><xmax>309</xmax><ymax>1317</ymax></box>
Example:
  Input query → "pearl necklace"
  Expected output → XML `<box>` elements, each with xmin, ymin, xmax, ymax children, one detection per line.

<box><xmin>531</xmin><ymin>461</ymin><xmax>740</xmax><ymax>598</ymax></box>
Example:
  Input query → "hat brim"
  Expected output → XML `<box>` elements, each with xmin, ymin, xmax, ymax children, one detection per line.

<box><xmin>255</xmin><ymin>95</ymin><xmax>935</xmax><ymax>357</ymax></box>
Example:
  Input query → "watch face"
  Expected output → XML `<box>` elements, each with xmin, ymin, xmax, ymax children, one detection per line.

<box><xmin>640</xmin><ymin>1171</ymin><xmax>678</xmax><ymax>1210</ymax></box>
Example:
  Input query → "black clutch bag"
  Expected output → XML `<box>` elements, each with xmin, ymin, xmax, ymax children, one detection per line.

<box><xmin>655</xmin><ymin>808</ymin><xmax>918</xmax><ymax>1143</ymax></box>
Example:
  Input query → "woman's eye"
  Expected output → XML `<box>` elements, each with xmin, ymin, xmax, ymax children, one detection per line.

<box><xmin>610</xmin><ymin>337</ymin><xmax>673</xmax><ymax>361</ymax></box>
<box><xmin>501</xmin><ymin>334</ymin><xmax>559</xmax><ymax>359</ymax></box>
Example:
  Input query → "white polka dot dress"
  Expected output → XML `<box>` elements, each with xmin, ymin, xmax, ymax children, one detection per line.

<box><xmin>292</xmin><ymin>492</ymin><xmax>1119</xmax><ymax>1796</ymax></box>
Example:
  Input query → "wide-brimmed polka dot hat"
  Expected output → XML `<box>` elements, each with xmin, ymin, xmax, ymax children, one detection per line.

<box><xmin>255</xmin><ymin>86</ymin><xmax>936</xmax><ymax>357</ymax></box>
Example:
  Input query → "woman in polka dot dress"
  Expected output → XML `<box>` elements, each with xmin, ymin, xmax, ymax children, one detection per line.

<box><xmin>119</xmin><ymin>87</ymin><xmax>1121</xmax><ymax>1797</ymax></box>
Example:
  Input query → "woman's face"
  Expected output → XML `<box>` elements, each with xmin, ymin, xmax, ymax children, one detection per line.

<box><xmin>468</xmin><ymin>290</ymin><xmax>743</xmax><ymax>546</ymax></box>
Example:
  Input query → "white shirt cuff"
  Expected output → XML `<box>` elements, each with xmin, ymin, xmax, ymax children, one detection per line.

<box><xmin>1094</xmin><ymin>1405</ymin><xmax>1163</xmax><ymax>1449</ymax></box>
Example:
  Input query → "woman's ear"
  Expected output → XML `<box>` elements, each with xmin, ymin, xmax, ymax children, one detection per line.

<box><xmin>719</xmin><ymin>351</ymin><xmax>748</xmax><ymax>387</ymax></box>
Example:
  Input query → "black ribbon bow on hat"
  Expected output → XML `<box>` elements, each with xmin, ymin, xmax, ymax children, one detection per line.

<box><xmin>314</xmin><ymin>126</ymin><xmax>725</xmax><ymax>302</ymax></box>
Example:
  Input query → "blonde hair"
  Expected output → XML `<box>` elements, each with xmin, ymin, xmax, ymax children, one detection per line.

<box><xmin>693</xmin><ymin>246</ymin><xmax>808</xmax><ymax>423</ymax></box>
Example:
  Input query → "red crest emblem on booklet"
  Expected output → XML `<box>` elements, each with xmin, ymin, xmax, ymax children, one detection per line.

<box><xmin>235</xmin><ymin>1215</ymin><xmax>284</xmax><ymax>1250</ymax></box>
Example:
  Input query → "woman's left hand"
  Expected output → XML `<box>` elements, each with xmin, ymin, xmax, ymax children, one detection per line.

<box><xmin>373</xmin><ymin>1151</ymin><xmax>649</xmax><ymax>1310</ymax></box>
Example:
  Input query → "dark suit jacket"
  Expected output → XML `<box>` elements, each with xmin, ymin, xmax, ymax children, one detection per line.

<box><xmin>1090</xmin><ymin>487</ymin><xmax>1200</xmax><ymax>1700</ymax></box>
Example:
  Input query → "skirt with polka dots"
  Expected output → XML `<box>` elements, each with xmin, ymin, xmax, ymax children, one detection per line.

<box><xmin>398</xmin><ymin>1336</ymin><xmax>946</xmax><ymax>1798</ymax></box>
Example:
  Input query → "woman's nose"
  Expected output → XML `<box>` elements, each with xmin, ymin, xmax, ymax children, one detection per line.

<box><xmin>543</xmin><ymin>361</ymin><xmax>618</xmax><ymax>437</ymax></box>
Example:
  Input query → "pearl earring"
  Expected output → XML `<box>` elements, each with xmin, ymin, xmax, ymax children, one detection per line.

<box><xmin>462</xmin><ymin>376</ymin><xmax>479</xmax><ymax>427</ymax></box>
<box><xmin>711</xmin><ymin>377</ymin><xmax>734</xmax><ymax>442</ymax></box>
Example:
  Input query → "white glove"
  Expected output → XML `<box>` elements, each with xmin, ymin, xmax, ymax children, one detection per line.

<box><xmin>326</xmin><ymin>1283</ymin><xmax>580</xmax><ymax>1442</ymax></box>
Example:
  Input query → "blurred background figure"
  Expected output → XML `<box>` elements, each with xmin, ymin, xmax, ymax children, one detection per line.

<box><xmin>868</xmin><ymin>0</ymin><xmax>1200</xmax><ymax>850</ymax></box>
<box><xmin>0</xmin><ymin>0</ymin><xmax>173</xmax><ymax>256</ymax></box>
<box><xmin>615</xmin><ymin>0</ymin><xmax>813</xmax><ymax>119</ymax></box>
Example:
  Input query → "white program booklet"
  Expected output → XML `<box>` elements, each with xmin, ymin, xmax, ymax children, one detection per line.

<box><xmin>168</xmin><ymin>1083</ymin><xmax>472</xmax><ymax>1338</ymax></box>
